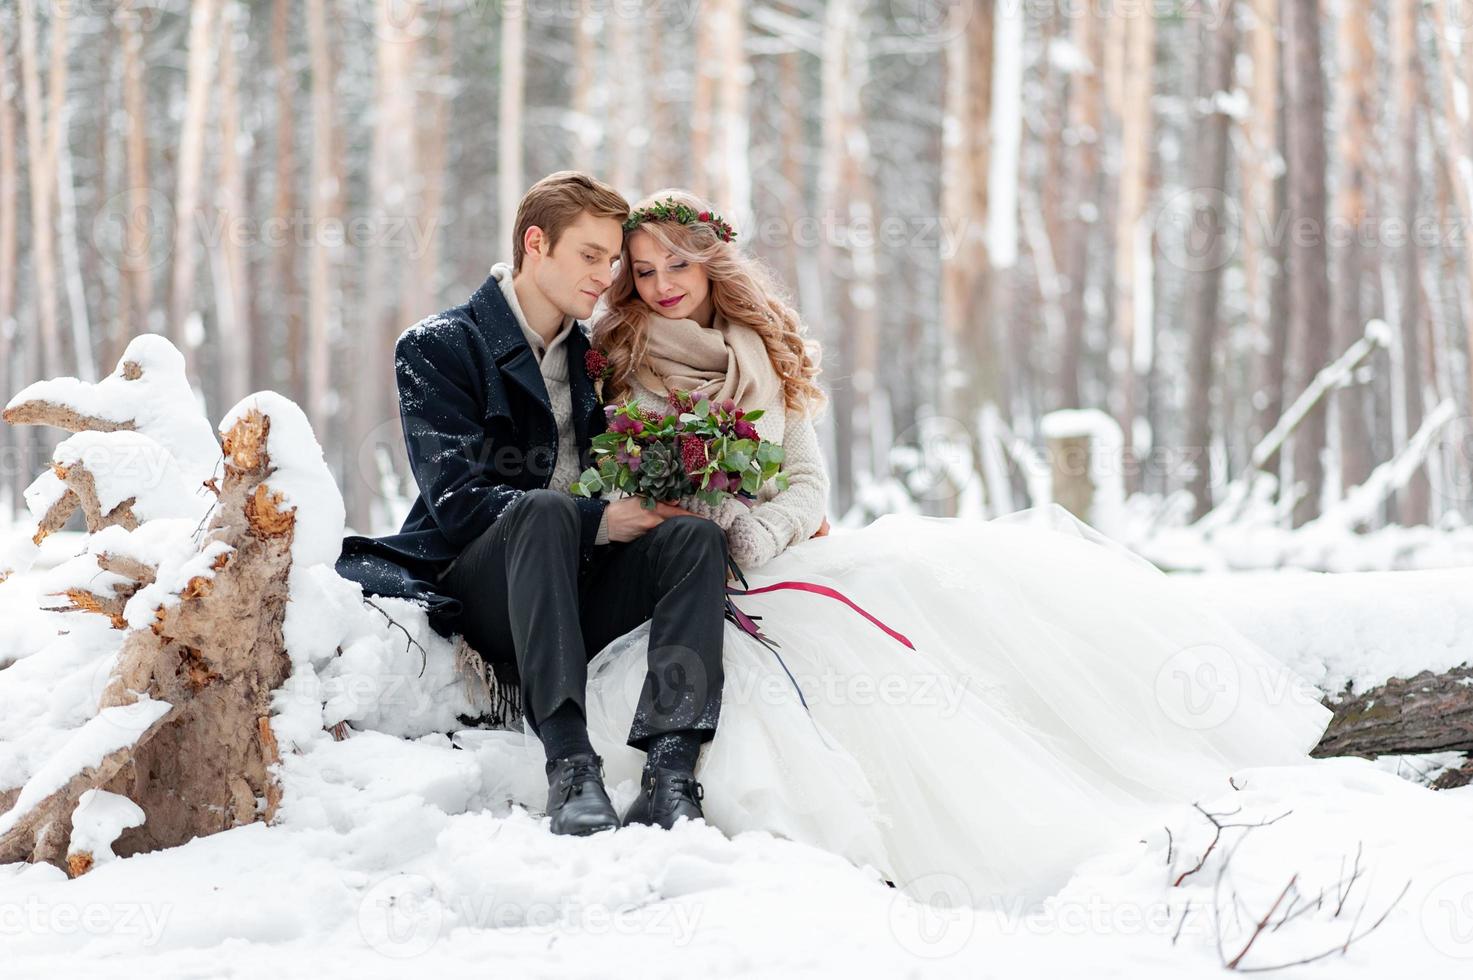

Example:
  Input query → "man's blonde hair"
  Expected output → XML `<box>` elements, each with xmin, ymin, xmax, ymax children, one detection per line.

<box><xmin>512</xmin><ymin>171</ymin><xmax>629</xmax><ymax>272</ymax></box>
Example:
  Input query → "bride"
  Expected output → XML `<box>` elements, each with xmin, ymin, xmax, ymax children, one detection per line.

<box><xmin>506</xmin><ymin>189</ymin><xmax>1333</xmax><ymax>906</ymax></box>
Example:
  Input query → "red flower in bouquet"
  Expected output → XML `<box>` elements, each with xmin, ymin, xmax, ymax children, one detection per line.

<box><xmin>679</xmin><ymin>434</ymin><xmax>710</xmax><ymax>476</ymax></box>
<box><xmin>585</xmin><ymin>348</ymin><xmax>613</xmax><ymax>402</ymax></box>
<box><xmin>585</xmin><ymin>348</ymin><xmax>612</xmax><ymax>381</ymax></box>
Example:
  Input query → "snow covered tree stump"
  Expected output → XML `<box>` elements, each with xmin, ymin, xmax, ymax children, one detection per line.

<box><xmin>0</xmin><ymin>336</ymin><xmax>342</xmax><ymax>873</ymax></box>
<box><xmin>1040</xmin><ymin>410</ymin><xmax>1126</xmax><ymax>537</ymax></box>
<box><xmin>80</xmin><ymin>407</ymin><xmax>297</xmax><ymax>857</ymax></box>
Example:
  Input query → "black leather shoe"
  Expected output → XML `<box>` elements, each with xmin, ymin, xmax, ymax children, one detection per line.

<box><xmin>546</xmin><ymin>753</ymin><xmax>620</xmax><ymax>836</ymax></box>
<box><xmin>623</xmin><ymin>766</ymin><xmax>705</xmax><ymax>829</ymax></box>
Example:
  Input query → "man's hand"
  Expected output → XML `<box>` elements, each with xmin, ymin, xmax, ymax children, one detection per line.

<box><xmin>605</xmin><ymin>497</ymin><xmax>702</xmax><ymax>542</ymax></box>
<box><xmin>811</xmin><ymin>516</ymin><xmax>831</xmax><ymax>538</ymax></box>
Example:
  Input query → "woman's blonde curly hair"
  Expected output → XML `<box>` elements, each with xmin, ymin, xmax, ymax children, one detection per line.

<box><xmin>592</xmin><ymin>189</ymin><xmax>826</xmax><ymax>417</ymax></box>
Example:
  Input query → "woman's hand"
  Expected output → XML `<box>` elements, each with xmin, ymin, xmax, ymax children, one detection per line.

<box><xmin>811</xmin><ymin>516</ymin><xmax>830</xmax><ymax>538</ymax></box>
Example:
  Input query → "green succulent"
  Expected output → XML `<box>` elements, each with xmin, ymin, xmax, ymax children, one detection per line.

<box><xmin>635</xmin><ymin>439</ymin><xmax>691</xmax><ymax>504</ymax></box>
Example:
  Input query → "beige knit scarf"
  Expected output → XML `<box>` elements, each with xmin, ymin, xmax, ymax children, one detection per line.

<box><xmin>633</xmin><ymin>314</ymin><xmax>785</xmax><ymax>420</ymax></box>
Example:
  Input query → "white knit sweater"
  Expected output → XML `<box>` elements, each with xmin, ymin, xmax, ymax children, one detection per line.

<box><xmin>623</xmin><ymin>379</ymin><xmax>828</xmax><ymax>570</ymax></box>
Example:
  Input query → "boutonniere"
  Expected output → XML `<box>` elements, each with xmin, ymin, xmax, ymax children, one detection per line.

<box><xmin>585</xmin><ymin>348</ymin><xmax>614</xmax><ymax>403</ymax></box>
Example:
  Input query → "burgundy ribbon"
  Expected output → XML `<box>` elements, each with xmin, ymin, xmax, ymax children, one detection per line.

<box><xmin>724</xmin><ymin>570</ymin><xmax>916</xmax><ymax>650</ymax></box>
<box><xmin>719</xmin><ymin>555</ymin><xmax>914</xmax><ymax>726</ymax></box>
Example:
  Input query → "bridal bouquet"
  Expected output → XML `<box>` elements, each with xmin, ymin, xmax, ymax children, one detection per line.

<box><xmin>571</xmin><ymin>388</ymin><xmax>788</xmax><ymax>509</ymax></box>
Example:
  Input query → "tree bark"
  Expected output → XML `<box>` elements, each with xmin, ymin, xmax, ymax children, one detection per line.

<box><xmin>497</xmin><ymin>0</ymin><xmax>524</xmax><ymax>251</ymax></box>
<box><xmin>168</xmin><ymin>0</ymin><xmax>220</xmax><ymax>388</ymax></box>
<box><xmin>0</xmin><ymin>404</ymin><xmax>301</xmax><ymax>870</ymax></box>
<box><xmin>1282</xmin><ymin>0</ymin><xmax>1333</xmax><ymax>527</ymax></box>
<box><xmin>270</xmin><ymin>0</ymin><xmax>301</xmax><ymax>402</ymax></box>
<box><xmin>0</xmin><ymin>14</ymin><xmax>17</xmax><ymax>517</ymax></box>
<box><xmin>1183</xmin><ymin>7</ymin><xmax>1238</xmax><ymax>520</ymax></box>
<box><xmin>939</xmin><ymin>0</ymin><xmax>997</xmax><ymax>516</ymax></box>
<box><xmin>215</xmin><ymin>1</ymin><xmax>251</xmax><ymax>411</ymax></box>
<box><xmin>1391</xmin><ymin>0</ymin><xmax>1430</xmax><ymax>526</ymax></box>
<box><xmin>120</xmin><ymin>0</ymin><xmax>153</xmax><ymax>350</ymax></box>
<box><xmin>1313</xmin><ymin>664</ymin><xmax>1473</xmax><ymax>759</ymax></box>
<box><xmin>819</xmin><ymin>0</ymin><xmax>878</xmax><ymax>516</ymax></box>
<box><xmin>17</xmin><ymin>0</ymin><xmax>61</xmax><ymax>379</ymax></box>
<box><xmin>1060</xmin><ymin>0</ymin><xmax>1102</xmax><ymax>410</ymax></box>
<box><xmin>352</xmin><ymin>0</ymin><xmax>419</xmax><ymax>532</ymax></box>
<box><xmin>569</xmin><ymin>0</ymin><xmax>600</xmax><ymax>172</ymax></box>
<box><xmin>1111</xmin><ymin>5</ymin><xmax>1155</xmax><ymax>493</ymax></box>
<box><xmin>1332</xmin><ymin>0</ymin><xmax>1376</xmax><ymax>495</ymax></box>
<box><xmin>305</xmin><ymin>0</ymin><xmax>339</xmax><ymax>446</ymax></box>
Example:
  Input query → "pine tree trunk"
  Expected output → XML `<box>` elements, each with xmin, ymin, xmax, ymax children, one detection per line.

<box><xmin>305</xmin><ymin>0</ymin><xmax>338</xmax><ymax>445</ymax></box>
<box><xmin>497</xmin><ymin>0</ymin><xmax>524</xmax><ymax>251</ymax></box>
<box><xmin>1391</xmin><ymin>0</ymin><xmax>1430</xmax><ymax>525</ymax></box>
<box><xmin>819</xmin><ymin>0</ymin><xmax>878</xmax><ymax>515</ymax></box>
<box><xmin>1184</xmin><ymin>7</ymin><xmax>1238</xmax><ymax>520</ymax></box>
<box><xmin>1283</xmin><ymin>0</ymin><xmax>1333</xmax><ymax>526</ymax></box>
<box><xmin>216</xmin><ymin>1</ymin><xmax>251</xmax><ymax>410</ymax></box>
<box><xmin>0</xmin><ymin>14</ymin><xmax>17</xmax><ymax>518</ymax></box>
<box><xmin>1112</xmin><ymin>6</ymin><xmax>1155</xmax><ymax>493</ymax></box>
<box><xmin>1060</xmin><ymin>1</ymin><xmax>1102</xmax><ymax>410</ymax></box>
<box><xmin>570</xmin><ymin>0</ymin><xmax>599</xmax><ymax>172</ymax></box>
<box><xmin>270</xmin><ymin>0</ymin><xmax>301</xmax><ymax>402</ymax></box>
<box><xmin>711</xmin><ymin>0</ymin><xmax>750</xmax><ymax>221</ymax></box>
<box><xmin>939</xmin><ymin>0</ymin><xmax>996</xmax><ymax>515</ymax></box>
<box><xmin>120</xmin><ymin>0</ymin><xmax>153</xmax><ymax>350</ymax></box>
<box><xmin>17</xmin><ymin>0</ymin><xmax>61</xmax><ymax>379</ymax></box>
<box><xmin>1332</xmin><ymin>0</ymin><xmax>1376</xmax><ymax>496</ymax></box>
<box><xmin>352</xmin><ymin>0</ymin><xmax>419</xmax><ymax>532</ymax></box>
<box><xmin>169</xmin><ymin>0</ymin><xmax>220</xmax><ymax>388</ymax></box>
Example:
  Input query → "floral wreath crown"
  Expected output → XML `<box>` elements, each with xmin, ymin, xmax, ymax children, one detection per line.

<box><xmin>622</xmin><ymin>198</ymin><xmax>737</xmax><ymax>243</ymax></box>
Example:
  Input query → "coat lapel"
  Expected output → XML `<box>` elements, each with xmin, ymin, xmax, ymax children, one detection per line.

<box><xmin>469</xmin><ymin>275</ymin><xmax>553</xmax><ymax>417</ymax></box>
<box><xmin>468</xmin><ymin>272</ymin><xmax>607</xmax><ymax>452</ymax></box>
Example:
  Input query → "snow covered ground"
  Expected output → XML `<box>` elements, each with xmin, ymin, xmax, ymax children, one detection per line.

<box><xmin>2</xmin><ymin>530</ymin><xmax>1472</xmax><ymax>978</ymax></box>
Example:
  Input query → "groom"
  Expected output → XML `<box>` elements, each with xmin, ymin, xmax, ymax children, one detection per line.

<box><xmin>336</xmin><ymin>171</ymin><xmax>728</xmax><ymax>836</ymax></box>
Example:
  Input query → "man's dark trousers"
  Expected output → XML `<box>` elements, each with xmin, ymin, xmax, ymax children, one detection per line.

<box><xmin>442</xmin><ymin>488</ymin><xmax>728</xmax><ymax>747</ymax></box>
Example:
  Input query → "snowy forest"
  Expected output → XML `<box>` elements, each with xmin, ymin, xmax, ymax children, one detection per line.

<box><xmin>4</xmin><ymin>1</ymin><xmax>1473</xmax><ymax>977</ymax></box>
<box><xmin>4</xmin><ymin>0</ymin><xmax>1473</xmax><ymax>566</ymax></box>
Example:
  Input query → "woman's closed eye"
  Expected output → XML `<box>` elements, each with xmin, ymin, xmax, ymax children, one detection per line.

<box><xmin>637</xmin><ymin>262</ymin><xmax>687</xmax><ymax>279</ymax></box>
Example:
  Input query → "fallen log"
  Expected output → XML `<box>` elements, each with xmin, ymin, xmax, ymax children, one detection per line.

<box><xmin>1311</xmin><ymin>664</ymin><xmax>1473</xmax><ymax>761</ymax></box>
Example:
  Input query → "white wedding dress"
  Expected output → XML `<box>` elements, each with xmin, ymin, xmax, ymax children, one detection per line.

<box><xmin>490</xmin><ymin>504</ymin><xmax>1333</xmax><ymax>906</ymax></box>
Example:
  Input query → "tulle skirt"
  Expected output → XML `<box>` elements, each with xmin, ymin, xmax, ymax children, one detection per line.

<box><xmin>509</xmin><ymin>505</ymin><xmax>1333</xmax><ymax>906</ymax></box>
